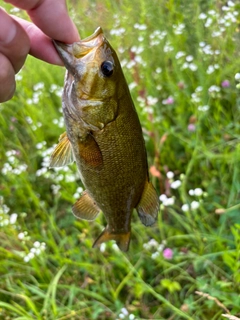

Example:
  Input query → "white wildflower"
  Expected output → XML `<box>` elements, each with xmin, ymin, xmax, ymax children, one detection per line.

<box><xmin>131</xmin><ymin>46</ymin><xmax>144</xmax><ymax>54</ymax></box>
<box><xmin>173</xmin><ymin>23</ymin><xmax>185</xmax><ymax>35</ymax></box>
<box><xmin>199</xmin><ymin>13</ymin><xmax>207</xmax><ymax>19</ymax></box>
<box><xmin>191</xmin><ymin>201</ymin><xmax>200</xmax><ymax>210</ymax></box>
<box><xmin>151</xmin><ymin>251</ymin><xmax>160</xmax><ymax>259</ymax></box>
<box><xmin>51</xmin><ymin>184</ymin><xmax>61</xmax><ymax>195</ymax></box>
<box><xmin>212</xmin><ymin>31</ymin><xmax>221</xmax><ymax>37</ymax></box>
<box><xmin>181</xmin><ymin>62</ymin><xmax>189</xmax><ymax>70</ymax></box>
<box><xmin>222</xmin><ymin>5</ymin><xmax>230</xmax><ymax>11</ymax></box>
<box><xmin>189</xmin><ymin>63</ymin><xmax>198</xmax><ymax>71</ymax></box>
<box><xmin>189</xmin><ymin>189</ymin><xmax>195</xmax><ymax>196</ymax></box>
<box><xmin>182</xmin><ymin>204</ymin><xmax>190</xmax><ymax>212</ymax></box>
<box><xmin>163</xmin><ymin>197</ymin><xmax>175</xmax><ymax>206</ymax></box>
<box><xmin>207</xmin><ymin>65</ymin><xmax>215</xmax><ymax>74</ymax></box>
<box><xmin>199</xmin><ymin>41</ymin><xmax>206</xmax><ymax>47</ymax></box>
<box><xmin>8</xmin><ymin>156</ymin><xmax>15</xmax><ymax>163</ymax></box>
<box><xmin>147</xmin><ymin>96</ymin><xmax>158</xmax><ymax>105</ymax></box>
<box><xmin>25</xmin><ymin>116</ymin><xmax>33</xmax><ymax>124</ymax></box>
<box><xmin>28</xmin><ymin>252</ymin><xmax>35</xmax><ymax>259</ymax></box>
<box><xmin>128</xmin><ymin>82</ymin><xmax>137</xmax><ymax>91</ymax></box>
<box><xmin>36</xmin><ymin>167</ymin><xmax>47</xmax><ymax>177</ymax></box>
<box><xmin>148</xmin><ymin>239</ymin><xmax>158</xmax><ymax>248</ymax></box>
<box><xmin>205</xmin><ymin>17</ymin><xmax>213</xmax><ymax>27</ymax></box>
<box><xmin>36</xmin><ymin>141</ymin><xmax>46</xmax><ymax>149</ymax></box>
<box><xmin>191</xmin><ymin>93</ymin><xmax>200</xmax><ymax>103</ymax></box>
<box><xmin>9</xmin><ymin>213</ymin><xmax>18</xmax><ymax>224</ymax></box>
<box><xmin>194</xmin><ymin>188</ymin><xmax>203</xmax><ymax>196</ymax></box>
<box><xmin>126</xmin><ymin>60</ymin><xmax>136</xmax><ymax>69</ymax></box>
<box><xmin>134</xmin><ymin>23</ymin><xmax>147</xmax><ymax>30</ymax></box>
<box><xmin>228</xmin><ymin>1</ymin><xmax>235</xmax><ymax>7</ymax></box>
<box><xmin>33</xmin><ymin>82</ymin><xmax>44</xmax><ymax>91</ymax></box>
<box><xmin>186</xmin><ymin>55</ymin><xmax>194</xmax><ymax>62</ymax></box>
<box><xmin>170</xmin><ymin>180</ymin><xmax>182</xmax><ymax>189</ymax></box>
<box><xmin>156</xmin><ymin>67</ymin><xmax>162</xmax><ymax>73</ymax></box>
<box><xmin>235</xmin><ymin>73</ymin><xmax>240</xmax><ymax>81</ymax></box>
<box><xmin>198</xmin><ymin>105</ymin><xmax>209</xmax><ymax>112</ymax></box>
<box><xmin>35</xmin><ymin>249</ymin><xmax>41</xmax><ymax>255</ymax></box>
<box><xmin>3</xmin><ymin>204</ymin><xmax>10</xmax><ymax>214</ymax></box>
<box><xmin>18</xmin><ymin>232</ymin><xmax>25</xmax><ymax>240</ymax></box>
<box><xmin>121</xmin><ymin>308</ymin><xmax>128</xmax><ymax>316</ymax></box>
<box><xmin>159</xmin><ymin>194</ymin><xmax>167</xmax><ymax>202</ymax></box>
<box><xmin>100</xmin><ymin>243</ymin><xmax>106</xmax><ymax>252</ymax></box>
<box><xmin>166</xmin><ymin>171</ymin><xmax>174</xmax><ymax>179</ymax></box>
<box><xmin>30</xmin><ymin>248</ymin><xmax>36</xmax><ymax>254</ymax></box>
<box><xmin>157</xmin><ymin>243</ymin><xmax>165</xmax><ymax>252</ymax></box>
<box><xmin>208</xmin><ymin>85</ymin><xmax>220</xmax><ymax>92</ymax></box>
<box><xmin>33</xmin><ymin>241</ymin><xmax>41</xmax><ymax>248</ymax></box>
<box><xmin>150</xmin><ymin>39</ymin><xmax>160</xmax><ymax>46</ymax></box>
<box><xmin>110</xmin><ymin>28</ymin><xmax>125</xmax><ymax>36</ymax></box>
<box><xmin>175</xmin><ymin>51</ymin><xmax>186</xmax><ymax>59</ymax></box>
<box><xmin>24</xmin><ymin>256</ymin><xmax>30</xmax><ymax>263</ymax></box>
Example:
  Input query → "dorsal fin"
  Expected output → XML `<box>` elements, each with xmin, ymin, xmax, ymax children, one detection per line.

<box><xmin>49</xmin><ymin>132</ymin><xmax>74</xmax><ymax>167</ymax></box>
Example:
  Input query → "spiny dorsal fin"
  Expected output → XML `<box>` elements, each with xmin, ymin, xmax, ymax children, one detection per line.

<box><xmin>49</xmin><ymin>132</ymin><xmax>74</xmax><ymax>167</ymax></box>
<box><xmin>136</xmin><ymin>180</ymin><xmax>159</xmax><ymax>226</ymax></box>
<box><xmin>92</xmin><ymin>228</ymin><xmax>131</xmax><ymax>252</ymax></box>
<box><xmin>72</xmin><ymin>191</ymin><xmax>100</xmax><ymax>221</ymax></box>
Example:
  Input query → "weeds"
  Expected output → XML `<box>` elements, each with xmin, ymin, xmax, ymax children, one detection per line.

<box><xmin>0</xmin><ymin>0</ymin><xmax>240</xmax><ymax>319</ymax></box>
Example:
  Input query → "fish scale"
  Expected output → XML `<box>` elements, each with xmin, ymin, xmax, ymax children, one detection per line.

<box><xmin>50</xmin><ymin>27</ymin><xmax>159</xmax><ymax>251</ymax></box>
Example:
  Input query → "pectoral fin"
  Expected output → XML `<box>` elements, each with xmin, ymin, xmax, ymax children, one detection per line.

<box><xmin>72</xmin><ymin>191</ymin><xmax>100</xmax><ymax>220</ymax></box>
<box><xmin>78</xmin><ymin>133</ymin><xmax>103</xmax><ymax>169</ymax></box>
<box><xmin>136</xmin><ymin>181</ymin><xmax>159</xmax><ymax>226</ymax></box>
<box><xmin>93</xmin><ymin>228</ymin><xmax>131</xmax><ymax>252</ymax></box>
<box><xmin>49</xmin><ymin>132</ymin><xmax>74</xmax><ymax>167</ymax></box>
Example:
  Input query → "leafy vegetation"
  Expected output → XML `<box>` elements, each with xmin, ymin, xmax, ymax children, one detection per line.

<box><xmin>1</xmin><ymin>0</ymin><xmax>240</xmax><ymax>319</ymax></box>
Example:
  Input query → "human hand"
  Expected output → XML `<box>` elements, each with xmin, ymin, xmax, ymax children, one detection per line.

<box><xmin>0</xmin><ymin>0</ymin><xmax>80</xmax><ymax>102</ymax></box>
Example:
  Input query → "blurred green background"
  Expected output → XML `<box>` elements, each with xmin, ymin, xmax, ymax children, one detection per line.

<box><xmin>0</xmin><ymin>0</ymin><xmax>240</xmax><ymax>319</ymax></box>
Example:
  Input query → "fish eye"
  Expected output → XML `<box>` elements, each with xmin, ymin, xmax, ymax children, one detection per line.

<box><xmin>101</xmin><ymin>61</ymin><xmax>114</xmax><ymax>77</ymax></box>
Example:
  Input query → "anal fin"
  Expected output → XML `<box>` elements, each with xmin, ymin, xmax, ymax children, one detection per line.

<box><xmin>93</xmin><ymin>228</ymin><xmax>131</xmax><ymax>252</ymax></box>
<box><xmin>72</xmin><ymin>191</ymin><xmax>100</xmax><ymax>221</ymax></box>
<box><xmin>136</xmin><ymin>180</ymin><xmax>159</xmax><ymax>226</ymax></box>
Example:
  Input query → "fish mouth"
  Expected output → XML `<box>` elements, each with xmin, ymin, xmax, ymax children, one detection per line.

<box><xmin>53</xmin><ymin>27</ymin><xmax>104</xmax><ymax>66</ymax></box>
<box><xmin>81</xmin><ymin>26</ymin><xmax>103</xmax><ymax>43</ymax></box>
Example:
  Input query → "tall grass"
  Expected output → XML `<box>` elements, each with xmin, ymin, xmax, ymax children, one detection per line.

<box><xmin>0</xmin><ymin>0</ymin><xmax>240</xmax><ymax>319</ymax></box>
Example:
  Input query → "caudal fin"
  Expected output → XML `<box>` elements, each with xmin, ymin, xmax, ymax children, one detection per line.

<box><xmin>92</xmin><ymin>228</ymin><xmax>131</xmax><ymax>252</ymax></box>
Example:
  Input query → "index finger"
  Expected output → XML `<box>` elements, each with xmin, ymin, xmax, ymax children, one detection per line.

<box><xmin>4</xmin><ymin>0</ymin><xmax>80</xmax><ymax>43</ymax></box>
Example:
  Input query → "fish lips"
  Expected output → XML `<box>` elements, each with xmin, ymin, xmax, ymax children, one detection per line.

<box><xmin>53</xmin><ymin>40</ymin><xmax>75</xmax><ymax>73</ymax></box>
<box><xmin>53</xmin><ymin>27</ymin><xmax>104</xmax><ymax>73</ymax></box>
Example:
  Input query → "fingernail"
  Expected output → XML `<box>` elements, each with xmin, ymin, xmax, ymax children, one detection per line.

<box><xmin>0</xmin><ymin>8</ymin><xmax>17</xmax><ymax>44</ymax></box>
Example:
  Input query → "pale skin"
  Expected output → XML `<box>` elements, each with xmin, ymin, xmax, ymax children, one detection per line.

<box><xmin>0</xmin><ymin>0</ymin><xmax>80</xmax><ymax>102</ymax></box>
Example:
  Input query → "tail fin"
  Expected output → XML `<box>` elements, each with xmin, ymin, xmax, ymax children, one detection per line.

<box><xmin>92</xmin><ymin>228</ymin><xmax>131</xmax><ymax>252</ymax></box>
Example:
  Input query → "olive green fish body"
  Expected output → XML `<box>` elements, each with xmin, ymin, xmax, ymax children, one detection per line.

<box><xmin>75</xmin><ymin>93</ymin><xmax>147</xmax><ymax>233</ymax></box>
<box><xmin>50</xmin><ymin>27</ymin><xmax>159</xmax><ymax>251</ymax></box>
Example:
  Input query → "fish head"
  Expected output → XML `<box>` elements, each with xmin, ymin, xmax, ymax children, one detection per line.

<box><xmin>53</xmin><ymin>27</ymin><xmax>123</xmax><ymax>102</ymax></box>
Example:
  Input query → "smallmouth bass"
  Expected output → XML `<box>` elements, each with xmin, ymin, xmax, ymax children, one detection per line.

<box><xmin>50</xmin><ymin>27</ymin><xmax>159</xmax><ymax>251</ymax></box>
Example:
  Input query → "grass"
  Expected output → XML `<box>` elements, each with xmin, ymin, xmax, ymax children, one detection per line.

<box><xmin>0</xmin><ymin>0</ymin><xmax>240</xmax><ymax>319</ymax></box>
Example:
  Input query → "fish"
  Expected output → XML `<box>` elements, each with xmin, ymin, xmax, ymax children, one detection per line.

<box><xmin>50</xmin><ymin>27</ymin><xmax>159</xmax><ymax>251</ymax></box>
